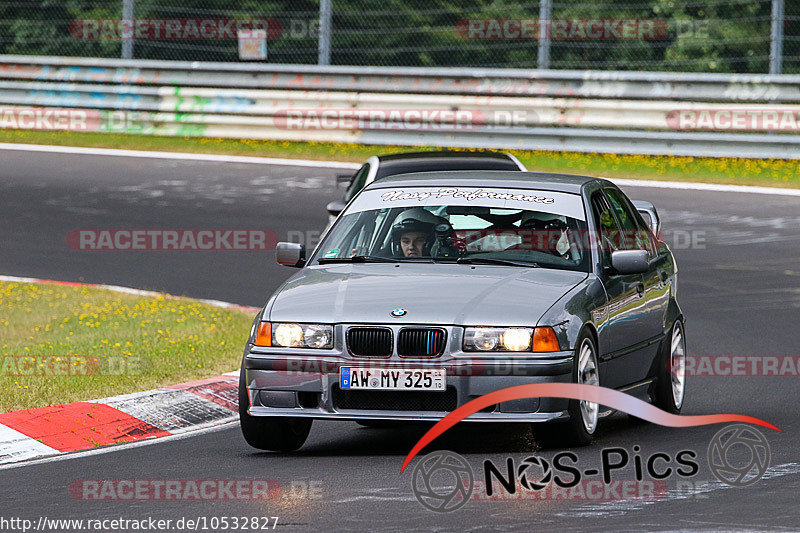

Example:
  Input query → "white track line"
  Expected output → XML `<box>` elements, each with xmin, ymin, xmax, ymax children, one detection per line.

<box><xmin>2</xmin><ymin>142</ymin><xmax>799</xmax><ymax>197</ymax></box>
<box><xmin>611</xmin><ymin>178</ymin><xmax>800</xmax><ymax>197</ymax></box>
<box><xmin>0</xmin><ymin>142</ymin><xmax>361</xmax><ymax>169</ymax></box>
<box><xmin>0</xmin><ymin>274</ymin><xmax>259</xmax><ymax>314</ymax></box>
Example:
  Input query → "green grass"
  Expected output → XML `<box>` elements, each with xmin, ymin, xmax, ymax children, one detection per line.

<box><xmin>1</xmin><ymin>129</ymin><xmax>799</xmax><ymax>189</ymax></box>
<box><xmin>0</xmin><ymin>280</ymin><xmax>254</xmax><ymax>412</ymax></box>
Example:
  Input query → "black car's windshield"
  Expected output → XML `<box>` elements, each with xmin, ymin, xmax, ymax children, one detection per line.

<box><xmin>313</xmin><ymin>185</ymin><xmax>591</xmax><ymax>272</ymax></box>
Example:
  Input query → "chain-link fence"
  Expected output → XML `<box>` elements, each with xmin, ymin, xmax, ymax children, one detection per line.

<box><xmin>0</xmin><ymin>0</ymin><xmax>797</xmax><ymax>73</ymax></box>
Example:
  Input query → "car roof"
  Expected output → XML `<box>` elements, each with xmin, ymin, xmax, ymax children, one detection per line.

<box><xmin>364</xmin><ymin>170</ymin><xmax>606</xmax><ymax>194</ymax></box>
<box><xmin>376</xmin><ymin>150</ymin><xmax>515</xmax><ymax>163</ymax></box>
<box><xmin>373</xmin><ymin>151</ymin><xmax>522</xmax><ymax>179</ymax></box>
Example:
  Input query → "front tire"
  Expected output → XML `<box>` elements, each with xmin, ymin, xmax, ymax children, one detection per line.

<box><xmin>653</xmin><ymin>320</ymin><xmax>686</xmax><ymax>414</ymax></box>
<box><xmin>238</xmin><ymin>362</ymin><xmax>312</xmax><ymax>451</ymax></box>
<box><xmin>534</xmin><ymin>331</ymin><xmax>599</xmax><ymax>448</ymax></box>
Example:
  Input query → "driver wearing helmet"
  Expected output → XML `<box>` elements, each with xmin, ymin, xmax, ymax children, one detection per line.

<box><xmin>516</xmin><ymin>211</ymin><xmax>572</xmax><ymax>257</ymax></box>
<box><xmin>389</xmin><ymin>208</ymin><xmax>444</xmax><ymax>258</ymax></box>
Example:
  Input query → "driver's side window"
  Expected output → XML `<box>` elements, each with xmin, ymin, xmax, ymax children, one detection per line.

<box><xmin>604</xmin><ymin>187</ymin><xmax>655</xmax><ymax>255</ymax></box>
<box><xmin>591</xmin><ymin>192</ymin><xmax>621</xmax><ymax>257</ymax></box>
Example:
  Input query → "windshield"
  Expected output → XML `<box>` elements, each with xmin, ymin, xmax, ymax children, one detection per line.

<box><xmin>312</xmin><ymin>186</ymin><xmax>591</xmax><ymax>272</ymax></box>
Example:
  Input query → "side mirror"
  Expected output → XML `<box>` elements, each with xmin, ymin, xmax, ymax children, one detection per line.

<box><xmin>610</xmin><ymin>250</ymin><xmax>648</xmax><ymax>275</ymax></box>
<box><xmin>326</xmin><ymin>200</ymin><xmax>346</xmax><ymax>218</ymax></box>
<box><xmin>276</xmin><ymin>242</ymin><xmax>306</xmax><ymax>268</ymax></box>
<box><xmin>632</xmin><ymin>200</ymin><xmax>660</xmax><ymax>237</ymax></box>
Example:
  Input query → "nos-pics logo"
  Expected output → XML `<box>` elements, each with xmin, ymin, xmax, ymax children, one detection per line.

<box><xmin>410</xmin><ymin>424</ymin><xmax>771</xmax><ymax>512</ymax></box>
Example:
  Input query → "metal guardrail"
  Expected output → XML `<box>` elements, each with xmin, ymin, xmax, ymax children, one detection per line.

<box><xmin>4</xmin><ymin>55</ymin><xmax>800</xmax><ymax>100</ymax></box>
<box><xmin>1</xmin><ymin>55</ymin><xmax>800</xmax><ymax>159</ymax></box>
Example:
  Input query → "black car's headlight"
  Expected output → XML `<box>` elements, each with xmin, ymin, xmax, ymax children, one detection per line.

<box><xmin>254</xmin><ymin>322</ymin><xmax>333</xmax><ymax>349</ymax></box>
<box><xmin>463</xmin><ymin>327</ymin><xmax>561</xmax><ymax>352</ymax></box>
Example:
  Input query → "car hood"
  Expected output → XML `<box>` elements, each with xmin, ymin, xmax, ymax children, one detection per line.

<box><xmin>267</xmin><ymin>263</ymin><xmax>587</xmax><ymax>326</ymax></box>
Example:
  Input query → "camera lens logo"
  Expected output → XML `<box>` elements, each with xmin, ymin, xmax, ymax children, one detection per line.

<box><xmin>411</xmin><ymin>451</ymin><xmax>473</xmax><ymax>512</ymax></box>
<box><xmin>517</xmin><ymin>456</ymin><xmax>552</xmax><ymax>491</ymax></box>
<box><xmin>707</xmin><ymin>424</ymin><xmax>771</xmax><ymax>487</ymax></box>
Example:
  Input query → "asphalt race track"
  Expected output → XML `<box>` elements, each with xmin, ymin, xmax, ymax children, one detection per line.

<box><xmin>1</xmin><ymin>147</ymin><xmax>799</xmax><ymax>531</ymax></box>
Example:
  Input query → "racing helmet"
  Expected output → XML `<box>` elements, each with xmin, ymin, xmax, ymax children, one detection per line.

<box><xmin>520</xmin><ymin>210</ymin><xmax>567</xmax><ymax>230</ymax></box>
<box><xmin>390</xmin><ymin>208</ymin><xmax>444</xmax><ymax>256</ymax></box>
<box><xmin>519</xmin><ymin>211</ymin><xmax>570</xmax><ymax>255</ymax></box>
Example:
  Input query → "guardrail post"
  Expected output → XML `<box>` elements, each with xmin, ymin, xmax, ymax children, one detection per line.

<box><xmin>122</xmin><ymin>0</ymin><xmax>134</xmax><ymax>59</ymax></box>
<box><xmin>770</xmin><ymin>0</ymin><xmax>784</xmax><ymax>74</ymax></box>
<box><xmin>537</xmin><ymin>0</ymin><xmax>552</xmax><ymax>69</ymax></box>
<box><xmin>318</xmin><ymin>0</ymin><xmax>333</xmax><ymax>65</ymax></box>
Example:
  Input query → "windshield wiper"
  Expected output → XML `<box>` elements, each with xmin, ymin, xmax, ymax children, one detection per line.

<box><xmin>318</xmin><ymin>255</ymin><xmax>441</xmax><ymax>264</ymax></box>
<box><xmin>318</xmin><ymin>255</ymin><xmax>398</xmax><ymax>264</ymax></box>
<box><xmin>455</xmin><ymin>257</ymin><xmax>540</xmax><ymax>268</ymax></box>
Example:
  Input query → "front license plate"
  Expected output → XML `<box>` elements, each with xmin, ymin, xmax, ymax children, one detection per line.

<box><xmin>340</xmin><ymin>367</ymin><xmax>445</xmax><ymax>391</ymax></box>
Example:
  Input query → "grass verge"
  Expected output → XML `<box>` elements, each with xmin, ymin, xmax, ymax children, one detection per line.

<box><xmin>0</xmin><ymin>280</ymin><xmax>254</xmax><ymax>412</ymax></box>
<box><xmin>1</xmin><ymin>129</ymin><xmax>799</xmax><ymax>189</ymax></box>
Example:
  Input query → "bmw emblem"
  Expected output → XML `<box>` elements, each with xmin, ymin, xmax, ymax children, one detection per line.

<box><xmin>391</xmin><ymin>308</ymin><xmax>407</xmax><ymax>318</ymax></box>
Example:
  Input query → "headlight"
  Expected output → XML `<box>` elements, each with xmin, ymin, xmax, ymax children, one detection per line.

<box><xmin>270</xmin><ymin>323</ymin><xmax>333</xmax><ymax>349</ymax></box>
<box><xmin>303</xmin><ymin>324</ymin><xmax>334</xmax><ymax>348</ymax></box>
<box><xmin>463</xmin><ymin>327</ymin><xmax>532</xmax><ymax>352</ymax></box>
<box><xmin>503</xmin><ymin>328</ymin><xmax>533</xmax><ymax>351</ymax></box>
<box><xmin>463</xmin><ymin>326</ymin><xmax>561</xmax><ymax>352</ymax></box>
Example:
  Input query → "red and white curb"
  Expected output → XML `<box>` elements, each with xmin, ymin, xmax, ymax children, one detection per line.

<box><xmin>0</xmin><ymin>372</ymin><xmax>241</xmax><ymax>466</ymax></box>
<box><xmin>0</xmin><ymin>275</ymin><xmax>259</xmax><ymax>466</ymax></box>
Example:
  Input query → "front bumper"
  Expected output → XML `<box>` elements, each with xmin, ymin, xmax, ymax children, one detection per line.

<box><xmin>243</xmin><ymin>345</ymin><xmax>574</xmax><ymax>423</ymax></box>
